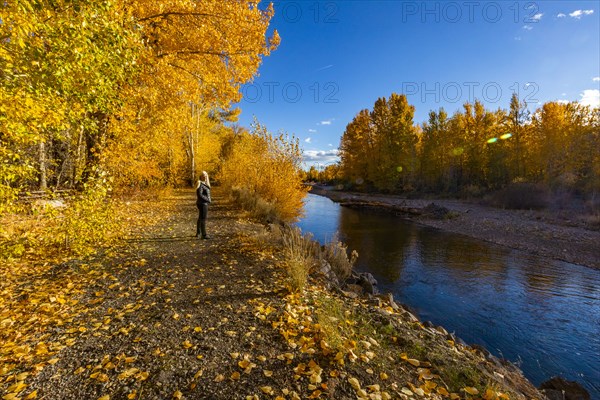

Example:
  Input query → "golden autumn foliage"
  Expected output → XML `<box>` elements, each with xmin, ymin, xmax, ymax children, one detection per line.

<box><xmin>220</xmin><ymin>120</ymin><xmax>308</xmax><ymax>223</ymax></box>
<box><xmin>339</xmin><ymin>93</ymin><xmax>600</xmax><ymax>197</ymax></box>
<box><xmin>1</xmin><ymin>0</ymin><xmax>279</xmax><ymax>203</ymax></box>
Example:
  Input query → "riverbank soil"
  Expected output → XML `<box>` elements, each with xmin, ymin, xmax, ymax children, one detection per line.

<box><xmin>310</xmin><ymin>186</ymin><xmax>600</xmax><ymax>270</ymax></box>
<box><xmin>1</xmin><ymin>189</ymin><xmax>544</xmax><ymax>399</ymax></box>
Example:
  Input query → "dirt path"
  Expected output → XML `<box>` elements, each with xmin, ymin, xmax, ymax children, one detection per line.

<box><xmin>311</xmin><ymin>187</ymin><xmax>600</xmax><ymax>270</ymax></box>
<box><xmin>22</xmin><ymin>190</ymin><xmax>302</xmax><ymax>399</ymax></box>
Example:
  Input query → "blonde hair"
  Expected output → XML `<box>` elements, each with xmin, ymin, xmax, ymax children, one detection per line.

<box><xmin>196</xmin><ymin>171</ymin><xmax>210</xmax><ymax>189</ymax></box>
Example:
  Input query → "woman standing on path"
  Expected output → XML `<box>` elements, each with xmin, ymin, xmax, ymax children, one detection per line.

<box><xmin>196</xmin><ymin>171</ymin><xmax>211</xmax><ymax>239</ymax></box>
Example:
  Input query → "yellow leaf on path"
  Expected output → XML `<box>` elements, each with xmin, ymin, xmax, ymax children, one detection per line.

<box><xmin>47</xmin><ymin>358</ymin><xmax>59</xmax><ymax>365</ymax></box>
<box><xmin>16</xmin><ymin>372</ymin><xmax>29</xmax><ymax>381</ymax></box>
<box><xmin>137</xmin><ymin>371</ymin><xmax>150</xmax><ymax>381</ymax></box>
<box><xmin>173</xmin><ymin>390</ymin><xmax>182</xmax><ymax>399</ymax></box>
<box><xmin>407</xmin><ymin>358</ymin><xmax>420</xmax><ymax>367</ymax></box>
<box><xmin>230</xmin><ymin>371</ymin><xmax>240</xmax><ymax>380</ymax></box>
<box><xmin>24</xmin><ymin>391</ymin><xmax>37</xmax><ymax>400</ymax></box>
<box><xmin>118</xmin><ymin>368</ymin><xmax>139</xmax><ymax>380</ymax></box>
<box><xmin>464</xmin><ymin>387</ymin><xmax>479</xmax><ymax>395</ymax></box>
<box><xmin>3</xmin><ymin>394</ymin><xmax>20</xmax><ymax>400</ymax></box>
<box><xmin>127</xmin><ymin>391</ymin><xmax>137</xmax><ymax>400</ymax></box>
<box><xmin>348</xmin><ymin>377</ymin><xmax>361</xmax><ymax>390</ymax></box>
<box><xmin>367</xmin><ymin>384</ymin><xmax>381</xmax><ymax>392</ymax></box>
<box><xmin>182</xmin><ymin>340</ymin><xmax>193</xmax><ymax>349</ymax></box>
<box><xmin>214</xmin><ymin>374</ymin><xmax>225</xmax><ymax>382</ymax></box>
<box><xmin>193</xmin><ymin>370</ymin><xmax>203</xmax><ymax>379</ymax></box>
<box><xmin>437</xmin><ymin>387</ymin><xmax>450</xmax><ymax>396</ymax></box>
<box><xmin>484</xmin><ymin>388</ymin><xmax>497</xmax><ymax>400</ymax></box>
<box><xmin>260</xmin><ymin>386</ymin><xmax>274</xmax><ymax>395</ymax></box>
<box><xmin>380</xmin><ymin>372</ymin><xmax>388</xmax><ymax>380</ymax></box>
<box><xmin>98</xmin><ymin>396</ymin><xmax>110</xmax><ymax>400</ymax></box>
<box><xmin>7</xmin><ymin>381</ymin><xmax>26</xmax><ymax>393</ymax></box>
<box><xmin>230</xmin><ymin>352</ymin><xmax>240</xmax><ymax>359</ymax></box>
<box><xmin>263</xmin><ymin>370</ymin><xmax>273</xmax><ymax>377</ymax></box>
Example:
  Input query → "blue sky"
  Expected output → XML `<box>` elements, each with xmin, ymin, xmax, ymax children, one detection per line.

<box><xmin>234</xmin><ymin>1</ymin><xmax>600</xmax><ymax>167</ymax></box>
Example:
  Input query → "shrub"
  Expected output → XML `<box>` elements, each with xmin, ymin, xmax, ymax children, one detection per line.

<box><xmin>492</xmin><ymin>182</ymin><xmax>548</xmax><ymax>210</ymax></box>
<box><xmin>0</xmin><ymin>178</ymin><xmax>122</xmax><ymax>262</ymax></box>
<box><xmin>220</xmin><ymin>119</ymin><xmax>308</xmax><ymax>223</ymax></box>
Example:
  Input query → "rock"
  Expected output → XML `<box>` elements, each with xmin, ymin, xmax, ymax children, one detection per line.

<box><xmin>403</xmin><ymin>311</ymin><xmax>419</xmax><ymax>323</ymax></box>
<box><xmin>345</xmin><ymin>284</ymin><xmax>363</xmax><ymax>297</ymax></box>
<box><xmin>541</xmin><ymin>389</ymin><xmax>564</xmax><ymax>400</ymax></box>
<box><xmin>317</xmin><ymin>260</ymin><xmax>340</xmax><ymax>288</ymax></box>
<box><xmin>422</xmin><ymin>202</ymin><xmax>451</xmax><ymax>219</ymax></box>
<box><xmin>539</xmin><ymin>377</ymin><xmax>590</xmax><ymax>400</ymax></box>
<box><xmin>380</xmin><ymin>292</ymin><xmax>400</xmax><ymax>310</ymax></box>
<box><xmin>345</xmin><ymin>272</ymin><xmax>378</xmax><ymax>295</ymax></box>
<box><xmin>357</xmin><ymin>272</ymin><xmax>378</xmax><ymax>295</ymax></box>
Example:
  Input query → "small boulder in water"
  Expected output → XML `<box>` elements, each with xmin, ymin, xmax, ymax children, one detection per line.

<box><xmin>539</xmin><ymin>376</ymin><xmax>590</xmax><ymax>400</ymax></box>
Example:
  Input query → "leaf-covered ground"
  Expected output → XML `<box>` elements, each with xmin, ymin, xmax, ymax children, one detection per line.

<box><xmin>1</xmin><ymin>190</ymin><xmax>544</xmax><ymax>399</ymax></box>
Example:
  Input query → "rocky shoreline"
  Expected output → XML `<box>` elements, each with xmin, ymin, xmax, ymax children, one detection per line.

<box><xmin>309</xmin><ymin>186</ymin><xmax>600</xmax><ymax>271</ymax></box>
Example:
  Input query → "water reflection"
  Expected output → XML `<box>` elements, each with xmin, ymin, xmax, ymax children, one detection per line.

<box><xmin>297</xmin><ymin>194</ymin><xmax>600</xmax><ymax>397</ymax></box>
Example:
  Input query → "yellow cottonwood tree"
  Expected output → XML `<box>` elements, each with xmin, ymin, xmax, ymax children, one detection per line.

<box><xmin>105</xmin><ymin>0</ymin><xmax>280</xmax><ymax>189</ymax></box>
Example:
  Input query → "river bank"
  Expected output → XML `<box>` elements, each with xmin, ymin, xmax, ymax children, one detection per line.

<box><xmin>309</xmin><ymin>186</ymin><xmax>600</xmax><ymax>270</ymax></box>
<box><xmin>1</xmin><ymin>188</ymin><xmax>548</xmax><ymax>399</ymax></box>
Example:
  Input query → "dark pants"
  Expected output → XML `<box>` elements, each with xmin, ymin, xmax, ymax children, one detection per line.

<box><xmin>197</xmin><ymin>203</ymin><xmax>208</xmax><ymax>237</ymax></box>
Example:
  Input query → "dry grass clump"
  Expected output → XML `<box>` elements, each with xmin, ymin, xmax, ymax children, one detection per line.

<box><xmin>321</xmin><ymin>234</ymin><xmax>358</xmax><ymax>282</ymax></box>
<box><xmin>230</xmin><ymin>187</ymin><xmax>279</xmax><ymax>223</ymax></box>
<box><xmin>281</xmin><ymin>226</ymin><xmax>318</xmax><ymax>291</ymax></box>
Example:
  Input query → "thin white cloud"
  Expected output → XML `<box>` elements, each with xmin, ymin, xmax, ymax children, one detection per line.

<box><xmin>305</xmin><ymin>137</ymin><xmax>312</xmax><ymax>143</ymax></box>
<box><xmin>523</xmin><ymin>25</ymin><xmax>533</xmax><ymax>30</ymax></box>
<box><xmin>593</xmin><ymin>77</ymin><xmax>600</xmax><ymax>82</ymax></box>
<box><xmin>514</xmin><ymin>36</ymin><xmax>522</xmax><ymax>41</ymax></box>
<box><xmin>328</xmin><ymin>144</ymin><xmax>333</xmax><ymax>147</ymax></box>
<box><xmin>580</xmin><ymin>89</ymin><xmax>600</xmax><ymax>108</ymax></box>
<box><xmin>315</xmin><ymin>64</ymin><xmax>334</xmax><ymax>72</ymax></box>
<box><xmin>557</xmin><ymin>13</ymin><xmax>566</xmax><ymax>18</ymax></box>
<box><xmin>532</xmin><ymin>13</ymin><xmax>543</xmax><ymax>21</ymax></box>
<box><xmin>569</xmin><ymin>9</ymin><xmax>594</xmax><ymax>19</ymax></box>
<box><xmin>561</xmin><ymin>93</ymin><xmax>567</xmax><ymax>96</ymax></box>
<box><xmin>557</xmin><ymin>99</ymin><xmax>570</xmax><ymax>104</ymax></box>
<box><xmin>308</xmin><ymin>128</ymin><xmax>317</xmax><ymax>133</ymax></box>
<box><xmin>318</xmin><ymin>120</ymin><xmax>333</xmax><ymax>126</ymax></box>
<box><xmin>303</xmin><ymin>149</ymin><xmax>339</xmax><ymax>164</ymax></box>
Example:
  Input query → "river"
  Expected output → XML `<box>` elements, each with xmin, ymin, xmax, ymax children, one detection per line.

<box><xmin>296</xmin><ymin>193</ymin><xmax>600</xmax><ymax>398</ymax></box>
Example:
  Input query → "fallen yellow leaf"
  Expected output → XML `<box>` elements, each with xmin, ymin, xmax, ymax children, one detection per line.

<box><xmin>348</xmin><ymin>377</ymin><xmax>361</xmax><ymax>390</ymax></box>
<box><xmin>464</xmin><ymin>387</ymin><xmax>479</xmax><ymax>395</ymax></box>
<box><xmin>24</xmin><ymin>391</ymin><xmax>38</xmax><ymax>400</ymax></box>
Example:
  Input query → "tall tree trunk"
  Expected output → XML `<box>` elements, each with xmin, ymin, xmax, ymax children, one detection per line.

<box><xmin>39</xmin><ymin>140</ymin><xmax>47</xmax><ymax>190</ymax></box>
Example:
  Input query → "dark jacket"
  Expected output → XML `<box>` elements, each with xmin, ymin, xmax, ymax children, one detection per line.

<box><xmin>196</xmin><ymin>183</ymin><xmax>211</xmax><ymax>206</ymax></box>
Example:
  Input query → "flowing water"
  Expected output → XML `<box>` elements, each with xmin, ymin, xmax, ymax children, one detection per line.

<box><xmin>296</xmin><ymin>193</ymin><xmax>600</xmax><ymax>398</ymax></box>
